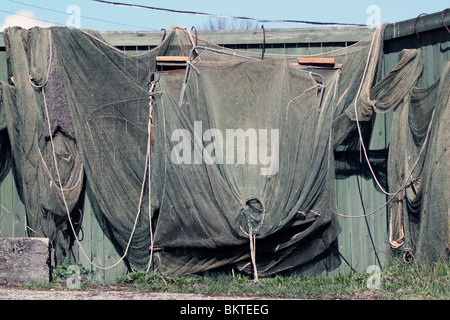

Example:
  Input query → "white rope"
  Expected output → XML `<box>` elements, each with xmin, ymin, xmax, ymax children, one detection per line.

<box><xmin>80</xmin><ymin>29</ymin><xmax>151</xmax><ymax>57</ymax></box>
<box><xmin>389</xmin><ymin>192</ymin><xmax>405</xmax><ymax>249</ymax></box>
<box><xmin>338</xmin><ymin>25</ymin><xmax>435</xmax><ymax>218</ymax></box>
<box><xmin>248</xmin><ymin>223</ymin><xmax>259</xmax><ymax>282</ymax></box>
<box><xmin>0</xmin><ymin>204</ymin><xmax>45</xmax><ymax>239</ymax></box>
<box><xmin>36</xmin><ymin>30</ymin><xmax>152</xmax><ymax>270</ymax></box>
<box><xmin>353</xmin><ymin>27</ymin><xmax>394</xmax><ymax>196</ymax></box>
<box><xmin>146</xmin><ymin>80</ymin><xmax>157</xmax><ymax>274</ymax></box>
<box><xmin>337</xmin><ymin>108</ymin><xmax>435</xmax><ymax>219</ymax></box>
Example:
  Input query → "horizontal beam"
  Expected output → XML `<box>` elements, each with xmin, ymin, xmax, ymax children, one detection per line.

<box><xmin>0</xmin><ymin>10</ymin><xmax>447</xmax><ymax>48</ymax></box>
<box><xmin>91</xmin><ymin>26</ymin><xmax>374</xmax><ymax>47</ymax></box>
<box><xmin>383</xmin><ymin>9</ymin><xmax>450</xmax><ymax>41</ymax></box>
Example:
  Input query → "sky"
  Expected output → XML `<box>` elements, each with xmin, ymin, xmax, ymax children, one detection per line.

<box><xmin>0</xmin><ymin>0</ymin><xmax>449</xmax><ymax>32</ymax></box>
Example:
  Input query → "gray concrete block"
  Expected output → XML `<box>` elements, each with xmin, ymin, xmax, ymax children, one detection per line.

<box><xmin>0</xmin><ymin>238</ymin><xmax>51</xmax><ymax>284</ymax></box>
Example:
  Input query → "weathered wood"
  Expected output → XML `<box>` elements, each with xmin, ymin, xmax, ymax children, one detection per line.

<box><xmin>298</xmin><ymin>57</ymin><xmax>335</xmax><ymax>64</ymax></box>
<box><xmin>156</xmin><ymin>56</ymin><xmax>188</xmax><ymax>61</ymax></box>
<box><xmin>0</xmin><ymin>237</ymin><xmax>51</xmax><ymax>284</ymax></box>
<box><xmin>298</xmin><ymin>57</ymin><xmax>336</xmax><ymax>67</ymax></box>
<box><xmin>94</xmin><ymin>27</ymin><xmax>373</xmax><ymax>47</ymax></box>
<box><xmin>384</xmin><ymin>10</ymin><xmax>450</xmax><ymax>41</ymax></box>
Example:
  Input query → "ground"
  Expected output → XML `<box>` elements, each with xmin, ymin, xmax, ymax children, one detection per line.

<box><xmin>0</xmin><ymin>284</ymin><xmax>387</xmax><ymax>300</ymax></box>
<box><xmin>0</xmin><ymin>284</ymin><xmax>293</xmax><ymax>300</ymax></box>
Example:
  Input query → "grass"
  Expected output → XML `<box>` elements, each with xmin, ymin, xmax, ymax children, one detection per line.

<box><xmin>21</xmin><ymin>258</ymin><xmax>449</xmax><ymax>299</ymax></box>
<box><xmin>113</xmin><ymin>259</ymin><xmax>449</xmax><ymax>299</ymax></box>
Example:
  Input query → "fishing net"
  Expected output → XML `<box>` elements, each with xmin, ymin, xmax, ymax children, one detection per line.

<box><xmin>387</xmin><ymin>60</ymin><xmax>450</xmax><ymax>263</ymax></box>
<box><xmin>0</xmin><ymin>24</ymin><xmax>447</xmax><ymax>276</ymax></box>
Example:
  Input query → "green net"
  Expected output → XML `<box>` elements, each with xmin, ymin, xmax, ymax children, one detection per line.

<box><xmin>0</xmin><ymin>24</ymin><xmax>447</xmax><ymax>276</ymax></box>
<box><xmin>387</xmin><ymin>61</ymin><xmax>450</xmax><ymax>263</ymax></box>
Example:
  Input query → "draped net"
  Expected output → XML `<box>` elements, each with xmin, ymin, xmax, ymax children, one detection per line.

<box><xmin>0</xmin><ymin>24</ymin><xmax>447</xmax><ymax>275</ymax></box>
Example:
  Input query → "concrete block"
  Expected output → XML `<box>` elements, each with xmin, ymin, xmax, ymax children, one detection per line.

<box><xmin>0</xmin><ymin>238</ymin><xmax>51</xmax><ymax>284</ymax></box>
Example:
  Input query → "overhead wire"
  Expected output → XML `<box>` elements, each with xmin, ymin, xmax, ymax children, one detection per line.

<box><xmin>0</xmin><ymin>8</ymin><xmax>65</xmax><ymax>27</ymax></box>
<box><xmin>6</xmin><ymin>0</ymin><xmax>157</xmax><ymax>30</ymax></box>
<box><xmin>85</xmin><ymin>0</ymin><xmax>368</xmax><ymax>27</ymax></box>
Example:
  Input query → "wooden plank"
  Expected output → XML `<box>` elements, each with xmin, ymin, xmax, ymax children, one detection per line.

<box><xmin>156</xmin><ymin>56</ymin><xmax>188</xmax><ymax>69</ymax></box>
<box><xmin>336</xmin><ymin>178</ymin><xmax>354</xmax><ymax>274</ymax></box>
<box><xmin>348</xmin><ymin>176</ymin><xmax>366</xmax><ymax>272</ymax></box>
<box><xmin>297</xmin><ymin>57</ymin><xmax>340</xmax><ymax>69</ymax></box>
<box><xmin>369</xmin><ymin>113</ymin><xmax>390</xmax><ymax>269</ymax></box>
<box><xmin>12</xmin><ymin>176</ymin><xmax>27</xmax><ymax>237</ymax></box>
<box><xmin>0</xmin><ymin>51</ymin><xmax>7</xmax><ymax>81</ymax></box>
<box><xmin>95</xmin><ymin>27</ymin><xmax>373</xmax><ymax>47</ymax></box>
<box><xmin>90</xmin><ymin>200</ymin><xmax>106</xmax><ymax>283</ymax></box>
<box><xmin>156</xmin><ymin>56</ymin><xmax>188</xmax><ymax>62</ymax></box>
<box><xmin>298</xmin><ymin>57</ymin><xmax>335</xmax><ymax>65</ymax></box>
<box><xmin>73</xmin><ymin>193</ymin><xmax>93</xmax><ymax>279</ymax></box>
<box><xmin>103</xmin><ymin>230</ymin><xmax>128</xmax><ymax>284</ymax></box>
<box><xmin>0</xmin><ymin>173</ymin><xmax>14</xmax><ymax>238</ymax></box>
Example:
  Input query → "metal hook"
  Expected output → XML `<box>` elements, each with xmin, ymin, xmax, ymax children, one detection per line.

<box><xmin>148</xmin><ymin>70</ymin><xmax>160</xmax><ymax>84</ymax></box>
<box><xmin>441</xmin><ymin>8</ymin><xmax>450</xmax><ymax>34</ymax></box>
<box><xmin>71</xmin><ymin>208</ymin><xmax>83</xmax><ymax>225</ymax></box>
<box><xmin>160</xmin><ymin>28</ymin><xmax>167</xmax><ymax>43</ymax></box>
<box><xmin>178</xmin><ymin>45</ymin><xmax>325</xmax><ymax>111</ymax></box>
<box><xmin>190</xmin><ymin>26</ymin><xmax>198</xmax><ymax>59</ymax></box>
<box><xmin>261</xmin><ymin>25</ymin><xmax>266</xmax><ymax>60</ymax></box>
<box><xmin>191</xmin><ymin>26</ymin><xmax>198</xmax><ymax>46</ymax></box>
<box><xmin>413</xmin><ymin>13</ymin><xmax>428</xmax><ymax>49</ymax></box>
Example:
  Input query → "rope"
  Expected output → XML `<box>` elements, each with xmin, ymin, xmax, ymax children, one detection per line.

<box><xmin>389</xmin><ymin>193</ymin><xmax>405</xmax><ymax>248</ymax></box>
<box><xmin>338</xmin><ymin>24</ymin><xmax>436</xmax><ymax>219</ymax></box>
<box><xmin>248</xmin><ymin>223</ymin><xmax>259</xmax><ymax>282</ymax></box>
<box><xmin>79</xmin><ymin>29</ymin><xmax>150</xmax><ymax>57</ymax></box>
<box><xmin>146</xmin><ymin>77</ymin><xmax>158</xmax><ymax>274</ymax></box>
<box><xmin>414</xmin><ymin>13</ymin><xmax>428</xmax><ymax>49</ymax></box>
<box><xmin>34</xmin><ymin>30</ymin><xmax>152</xmax><ymax>270</ymax></box>
<box><xmin>338</xmin><ymin>107</ymin><xmax>436</xmax><ymax>219</ymax></box>
<box><xmin>442</xmin><ymin>8</ymin><xmax>450</xmax><ymax>33</ymax></box>
<box><xmin>43</xmin><ymin>83</ymin><xmax>152</xmax><ymax>270</ymax></box>
<box><xmin>0</xmin><ymin>204</ymin><xmax>45</xmax><ymax>239</ymax></box>
<box><xmin>353</xmin><ymin>27</ymin><xmax>394</xmax><ymax>196</ymax></box>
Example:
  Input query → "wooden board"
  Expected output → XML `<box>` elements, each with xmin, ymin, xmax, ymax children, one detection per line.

<box><xmin>298</xmin><ymin>57</ymin><xmax>335</xmax><ymax>65</ymax></box>
<box><xmin>156</xmin><ymin>56</ymin><xmax>188</xmax><ymax>62</ymax></box>
<box><xmin>156</xmin><ymin>56</ymin><xmax>188</xmax><ymax>70</ymax></box>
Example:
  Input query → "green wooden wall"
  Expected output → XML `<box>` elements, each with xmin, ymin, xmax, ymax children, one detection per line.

<box><xmin>0</xmin><ymin>10</ymin><xmax>448</xmax><ymax>283</ymax></box>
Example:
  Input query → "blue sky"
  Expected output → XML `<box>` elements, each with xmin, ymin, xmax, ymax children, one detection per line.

<box><xmin>0</xmin><ymin>0</ymin><xmax>449</xmax><ymax>31</ymax></box>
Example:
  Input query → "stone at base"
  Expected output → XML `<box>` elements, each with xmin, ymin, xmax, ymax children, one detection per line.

<box><xmin>0</xmin><ymin>238</ymin><xmax>51</xmax><ymax>284</ymax></box>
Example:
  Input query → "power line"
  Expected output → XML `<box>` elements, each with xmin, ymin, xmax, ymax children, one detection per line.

<box><xmin>8</xmin><ymin>0</ymin><xmax>157</xmax><ymax>30</ymax></box>
<box><xmin>0</xmin><ymin>8</ymin><xmax>65</xmax><ymax>27</ymax></box>
<box><xmin>85</xmin><ymin>0</ymin><xmax>368</xmax><ymax>27</ymax></box>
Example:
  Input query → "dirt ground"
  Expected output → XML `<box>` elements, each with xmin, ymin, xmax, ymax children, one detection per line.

<box><xmin>0</xmin><ymin>284</ymin><xmax>294</xmax><ymax>300</ymax></box>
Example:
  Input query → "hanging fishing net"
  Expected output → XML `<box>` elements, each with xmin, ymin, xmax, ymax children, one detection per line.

<box><xmin>0</xmin><ymin>24</ymin><xmax>447</xmax><ymax>276</ymax></box>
